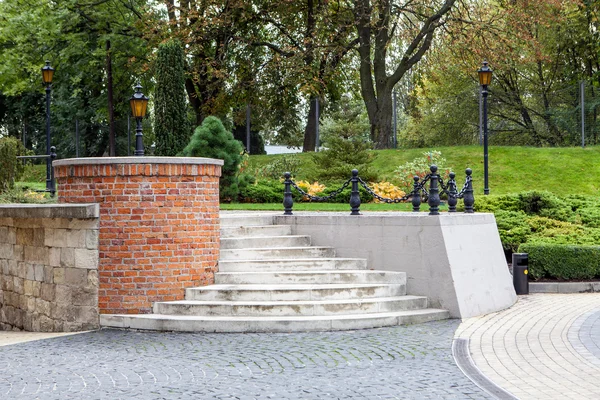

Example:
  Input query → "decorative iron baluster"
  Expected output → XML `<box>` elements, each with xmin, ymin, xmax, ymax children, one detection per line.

<box><xmin>447</xmin><ymin>172</ymin><xmax>457</xmax><ymax>213</ymax></box>
<box><xmin>350</xmin><ymin>169</ymin><xmax>361</xmax><ymax>215</ymax></box>
<box><xmin>463</xmin><ymin>168</ymin><xmax>474</xmax><ymax>213</ymax></box>
<box><xmin>428</xmin><ymin>165</ymin><xmax>440</xmax><ymax>215</ymax></box>
<box><xmin>283</xmin><ymin>172</ymin><xmax>293</xmax><ymax>215</ymax></box>
<box><xmin>412</xmin><ymin>176</ymin><xmax>421</xmax><ymax>212</ymax></box>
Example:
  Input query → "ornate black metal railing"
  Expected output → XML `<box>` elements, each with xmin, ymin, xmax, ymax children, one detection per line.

<box><xmin>282</xmin><ymin>165</ymin><xmax>474</xmax><ymax>216</ymax></box>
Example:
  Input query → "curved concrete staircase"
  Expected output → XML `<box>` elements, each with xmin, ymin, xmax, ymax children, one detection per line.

<box><xmin>101</xmin><ymin>214</ymin><xmax>449</xmax><ymax>332</ymax></box>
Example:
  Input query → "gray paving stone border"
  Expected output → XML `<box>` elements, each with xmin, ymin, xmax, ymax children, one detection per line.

<box><xmin>530</xmin><ymin>282</ymin><xmax>600</xmax><ymax>293</ymax></box>
<box><xmin>452</xmin><ymin>338</ymin><xmax>518</xmax><ymax>400</ymax></box>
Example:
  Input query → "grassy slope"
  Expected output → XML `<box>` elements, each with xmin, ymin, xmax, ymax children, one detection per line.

<box><xmin>249</xmin><ymin>145</ymin><xmax>600</xmax><ymax>196</ymax></box>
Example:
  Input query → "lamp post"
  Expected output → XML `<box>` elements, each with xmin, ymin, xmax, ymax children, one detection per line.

<box><xmin>129</xmin><ymin>83</ymin><xmax>149</xmax><ymax>156</ymax></box>
<box><xmin>478</xmin><ymin>61</ymin><xmax>492</xmax><ymax>195</ymax></box>
<box><xmin>41</xmin><ymin>61</ymin><xmax>54</xmax><ymax>193</ymax></box>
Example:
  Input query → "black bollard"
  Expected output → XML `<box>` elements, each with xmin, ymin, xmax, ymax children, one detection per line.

<box><xmin>283</xmin><ymin>172</ymin><xmax>293</xmax><ymax>215</ymax></box>
<box><xmin>463</xmin><ymin>168</ymin><xmax>474</xmax><ymax>213</ymax></box>
<box><xmin>428</xmin><ymin>165</ymin><xmax>440</xmax><ymax>215</ymax></box>
<box><xmin>412</xmin><ymin>176</ymin><xmax>421</xmax><ymax>212</ymax></box>
<box><xmin>447</xmin><ymin>172</ymin><xmax>457</xmax><ymax>213</ymax></box>
<box><xmin>350</xmin><ymin>169</ymin><xmax>361</xmax><ymax>215</ymax></box>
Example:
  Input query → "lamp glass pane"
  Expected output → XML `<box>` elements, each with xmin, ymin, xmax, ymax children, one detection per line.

<box><xmin>479</xmin><ymin>71</ymin><xmax>492</xmax><ymax>86</ymax></box>
<box><xmin>42</xmin><ymin>69</ymin><xmax>54</xmax><ymax>84</ymax></box>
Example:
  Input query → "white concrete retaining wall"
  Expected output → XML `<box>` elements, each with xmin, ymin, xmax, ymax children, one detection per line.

<box><xmin>274</xmin><ymin>212</ymin><xmax>517</xmax><ymax>318</ymax></box>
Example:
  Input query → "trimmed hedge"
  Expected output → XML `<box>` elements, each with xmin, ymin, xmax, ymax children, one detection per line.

<box><xmin>517</xmin><ymin>243</ymin><xmax>600</xmax><ymax>280</ymax></box>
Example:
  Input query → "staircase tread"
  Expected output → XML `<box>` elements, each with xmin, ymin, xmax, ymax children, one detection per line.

<box><xmin>157</xmin><ymin>296</ymin><xmax>426</xmax><ymax>306</ymax></box>
<box><xmin>104</xmin><ymin>308</ymin><xmax>448</xmax><ymax>322</ymax></box>
<box><xmin>215</xmin><ymin>270</ymin><xmax>404</xmax><ymax>275</ymax></box>
<box><xmin>188</xmin><ymin>283</ymin><xmax>403</xmax><ymax>290</ymax></box>
<box><xmin>221</xmin><ymin>246</ymin><xmax>333</xmax><ymax>251</ymax></box>
<box><xmin>222</xmin><ymin>235</ymin><xmax>310</xmax><ymax>240</ymax></box>
<box><xmin>218</xmin><ymin>257</ymin><xmax>366</xmax><ymax>263</ymax></box>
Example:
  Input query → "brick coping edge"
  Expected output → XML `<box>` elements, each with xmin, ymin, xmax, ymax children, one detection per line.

<box><xmin>53</xmin><ymin>156</ymin><xmax>224</xmax><ymax>167</ymax></box>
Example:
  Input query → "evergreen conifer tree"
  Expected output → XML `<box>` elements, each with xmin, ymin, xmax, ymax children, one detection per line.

<box><xmin>180</xmin><ymin>116</ymin><xmax>251</xmax><ymax>200</ymax></box>
<box><xmin>154</xmin><ymin>40</ymin><xmax>189</xmax><ymax>156</ymax></box>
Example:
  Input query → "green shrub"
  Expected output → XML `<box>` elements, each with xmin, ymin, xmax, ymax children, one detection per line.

<box><xmin>311</xmin><ymin>137</ymin><xmax>377</xmax><ymax>182</ymax></box>
<box><xmin>257</xmin><ymin>154</ymin><xmax>301</xmax><ymax>180</ymax></box>
<box><xmin>575</xmin><ymin>207</ymin><xmax>600</xmax><ymax>228</ymax></box>
<box><xmin>319</xmin><ymin>184</ymin><xmax>374</xmax><ymax>204</ymax></box>
<box><xmin>180</xmin><ymin>116</ymin><xmax>250</xmax><ymax>201</ymax></box>
<box><xmin>239</xmin><ymin>179</ymin><xmax>282</xmax><ymax>203</ymax></box>
<box><xmin>394</xmin><ymin>150</ymin><xmax>451</xmax><ymax>193</ymax></box>
<box><xmin>0</xmin><ymin>137</ymin><xmax>28</xmax><ymax>192</ymax></box>
<box><xmin>518</xmin><ymin>243</ymin><xmax>600</xmax><ymax>280</ymax></box>
<box><xmin>494</xmin><ymin>210</ymin><xmax>531</xmax><ymax>252</ymax></box>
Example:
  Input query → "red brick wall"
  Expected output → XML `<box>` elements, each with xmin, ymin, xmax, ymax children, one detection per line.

<box><xmin>54</xmin><ymin>161</ymin><xmax>222</xmax><ymax>314</ymax></box>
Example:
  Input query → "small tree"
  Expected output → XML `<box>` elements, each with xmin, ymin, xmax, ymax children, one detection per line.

<box><xmin>0</xmin><ymin>137</ymin><xmax>27</xmax><ymax>192</ymax></box>
<box><xmin>154</xmin><ymin>39</ymin><xmax>189</xmax><ymax>156</ymax></box>
<box><xmin>180</xmin><ymin>116</ymin><xmax>249</xmax><ymax>200</ymax></box>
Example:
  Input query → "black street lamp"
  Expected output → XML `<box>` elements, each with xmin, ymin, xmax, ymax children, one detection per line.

<box><xmin>478</xmin><ymin>61</ymin><xmax>493</xmax><ymax>195</ymax></box>
<box><xmin>41</xmin><ymin>60</ymin><xmax>55</xmax><ymax>194</ymax></box>
<box><xmin>129</xmin><ymin>83</ymin><xmax>149</xmax><ymax>156</ymax></box>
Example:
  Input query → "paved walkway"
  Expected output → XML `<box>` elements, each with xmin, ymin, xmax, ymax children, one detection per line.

<box><xmin>455</xmin><ymin>293</ymin><xmax>600</xmax><ymax>399</ymax></box>
<box><xmin>0</xmin><ymin>320</ymin><xmax>486</xmax><ymax>399</ymax></box>
<box><xmin>2</xmin><ymin>293</ymin><xmax>600</xmax><ymax>399</ymax></box>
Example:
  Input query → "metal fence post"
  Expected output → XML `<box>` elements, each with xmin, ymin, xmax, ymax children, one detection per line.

<box><xmin>412</xmin><ymin>176</ymin><xmax>421</xmax><ymax>212</ymax></box>
<box><xmin>428</xmin><ymin>165</ymin><xmax>440</xmax><ymax>215</ymax></box>
<box><xmin>350</xmin><ymin>169</ymin><xmax>361</xmax><ymax>215</ymax></box>
<box><xmin>463</xmin><ymin>168</ymin><xmax>474</xmax><ymax>213</ymax></box>
<box><xmin>283</xmin><ymin>172</ymin><xmax>293</xmax><ymax>215</ymax></box>
<box><xmin>447</xmin><ymin>172</ymin><xmax>457</xmax><ymax>212</ymax></box>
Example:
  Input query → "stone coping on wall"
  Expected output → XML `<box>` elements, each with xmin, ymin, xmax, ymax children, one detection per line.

<box><xmin>0</xmin><ymin>204</ymin><xmax>99</xmax><ymax>219</ymax></box>
<box><xmin>53</xmin><ymin>156</ymin><xmax>224</xmax><ymax>167</ymax></box>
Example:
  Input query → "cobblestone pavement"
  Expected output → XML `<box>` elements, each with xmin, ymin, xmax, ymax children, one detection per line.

<box><xmin>456</xmin><ymin>293</ymin><xmax>600</xmax><ymax>400</ymax></box>
<box><xmin>0</xmin><ymin>320</ymin><xmax>488</xmax><ymax>400</ymax></box>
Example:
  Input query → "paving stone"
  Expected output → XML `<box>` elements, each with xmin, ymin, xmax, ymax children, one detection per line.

<box><xmin>0</xmin><ymin>320</ymin><xmax>487</xmax><ymax>399</ymax></box>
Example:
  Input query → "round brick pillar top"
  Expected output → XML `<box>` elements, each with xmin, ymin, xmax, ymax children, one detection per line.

<box><xmin>53</xmin><ymin>156</ymin><xmax>224</xmax><ymax>168</ymax></box>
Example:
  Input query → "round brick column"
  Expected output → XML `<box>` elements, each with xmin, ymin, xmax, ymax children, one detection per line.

<box><xmin>53</xmin><ymin>157</ymin><xmax>223</xmax><ymax>314</ymax></box>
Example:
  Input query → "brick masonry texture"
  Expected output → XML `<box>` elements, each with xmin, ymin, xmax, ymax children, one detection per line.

<box><xmin>0</xmin><ymin>214</ymin><xmax>100</xmax><ymax>332</ymax></box>
<box><xmin>54</xmin><ymin>160</ymin><xmax>222</xmax><ymax>315</ymax></box>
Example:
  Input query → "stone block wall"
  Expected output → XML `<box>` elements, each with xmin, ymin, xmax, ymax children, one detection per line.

<box><xmin>54</xmin><ymin>157</ymin><xmax>223</xmax><ymax>315</ymax></box>
<box><xmin>0</xmin><ymin>204</ymin><xmax>100</xmax><ymax>332</ymax></box>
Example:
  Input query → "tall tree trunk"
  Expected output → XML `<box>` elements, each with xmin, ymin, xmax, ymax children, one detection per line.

<box><xmin>371</xmin><ymin>94</ymin><xmax>393</xmax><ymax>149</ymax></box>
<box><xmin>303</xmin><ymin>97</ymin><xmax>318</xmax><ymax>151</ymax></box>
<box><xmin>106</xmin><ymin>40</ymin><xmax>116</xmax><ymax>156</ymax></box>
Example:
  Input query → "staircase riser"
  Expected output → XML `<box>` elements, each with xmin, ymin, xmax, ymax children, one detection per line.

<box><xmin>215</xmin><ymin>272</ymin><xmax>406</xmax><ymax>285</ymax></box>
<box><xmin>220</xmin><ymin>248</ymin><xmax>335</xmax><ymax>260</ymax></box>
<box><xmin>186</xmin><ymin>285</ymin><xmax>405</xmax><ymax>301</ymax></box>
<box><xmin>154</xmin><ymin>298</ymin><xmax>427</xmax><ymax>316</ymax></box>
<box><xmin>221</xmin><ymin>236</ymin><xmax>311</xmax><ymax>250</ymax></box>
<box><xmin>220</xmin><ymin>216</ymin><xmax>275</xmax><ymax>227</ymax></box>
<box><xmin>221</xmin><ymin>226</ymin><xmax>292</xmax><ymax>238</ymax></box>
<box><xmin>100</xmin><ymin>311</ymin><xmax>450</xmax><ymax>333</ymax></box>
<box><xmin>218</xmin><ymin>259</ymin><xmax>368</xmax><ymax>272</ymax></box>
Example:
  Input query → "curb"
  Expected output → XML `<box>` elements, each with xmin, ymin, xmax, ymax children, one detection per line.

<box><xmin>529</xmin><ymin>282</ymin><xmax>600</xmax><ymax>293</ymax></box>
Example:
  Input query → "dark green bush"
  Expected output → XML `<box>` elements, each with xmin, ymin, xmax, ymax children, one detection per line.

<box><xmin>180</xmin><ymin>116</ymin><xmax>250</xmax><ymax>200</ymax></box>
<box><xmin>239</xmin><ymin>179</ymin><xmax>282</xmax><ymax>203</ymax></box>
<box><xmin>257</xmin><ymin>154</ymin><xmax>301</xmax><ymax>180</ymax></box>
<box><xmin>311</xmin><ymin>137</ymin><xmax>378</xmax><ymax>182</ymax></box>
<box><xmin>518</xmin><ymin>243</ymin><xmax>600</xmax><ymax>280</ymax></box>
<box><xmin>0</xmin><ymin>137</ymin><xmax>28</xmax><ymax>192</ymax></box>
<box><xmin>319</xmin><ymin>184</ymin><xmax>374</xmax><ymax>204</ymax></box>
<box><xmin>494</xmin><ymin>210</ymin><xmax>531</xmax><ymax>252</ymax></box>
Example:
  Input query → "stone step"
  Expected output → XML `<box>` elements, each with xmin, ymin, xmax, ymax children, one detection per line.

<box><xmin>220</xmin><ymin>214</ymin><xmax>276</xmax><ymax>227</ymax></box>
<box><xmin>218</xmin><ymin>258</ymin><xmax>369</xmax><ymax>272</ymax></box>
<box><xmin>220</xmin><ymin>246</ymin><xmax>335</xmax><ymax>261</ymax></box>
<box><xmin>221</xmin><ymin>225</ymin><xmax>292</xmax><ymax>238</ymax></box>
<box><xmin>100</xmin><ymin>309</ymin><xmax>451</xmax><ymax>332</ymax></box>
<box><xmin>220</xmin><ymin>235</ymin><xmax>311</xmax><ymax>250</ymax></box>
<box><xmin>214</xmin><ymin>270</ymin><xmax>406</xmax><ymax>285</ymax></box>
<box><xmin>185</xmin><ymin>283</ymin><xmax>405</xmax><ymax>301</ymax></box>
<box><xmin>153</xmin><ymin>296</ymin><xmax>427</xmax><ymax>316</ymax></box>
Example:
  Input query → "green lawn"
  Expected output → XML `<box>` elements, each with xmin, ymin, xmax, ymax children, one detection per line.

<box><xmin>248</xmin><ymin>145</ymin><xmax>600</xmax><ymax>196</ymax></box>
